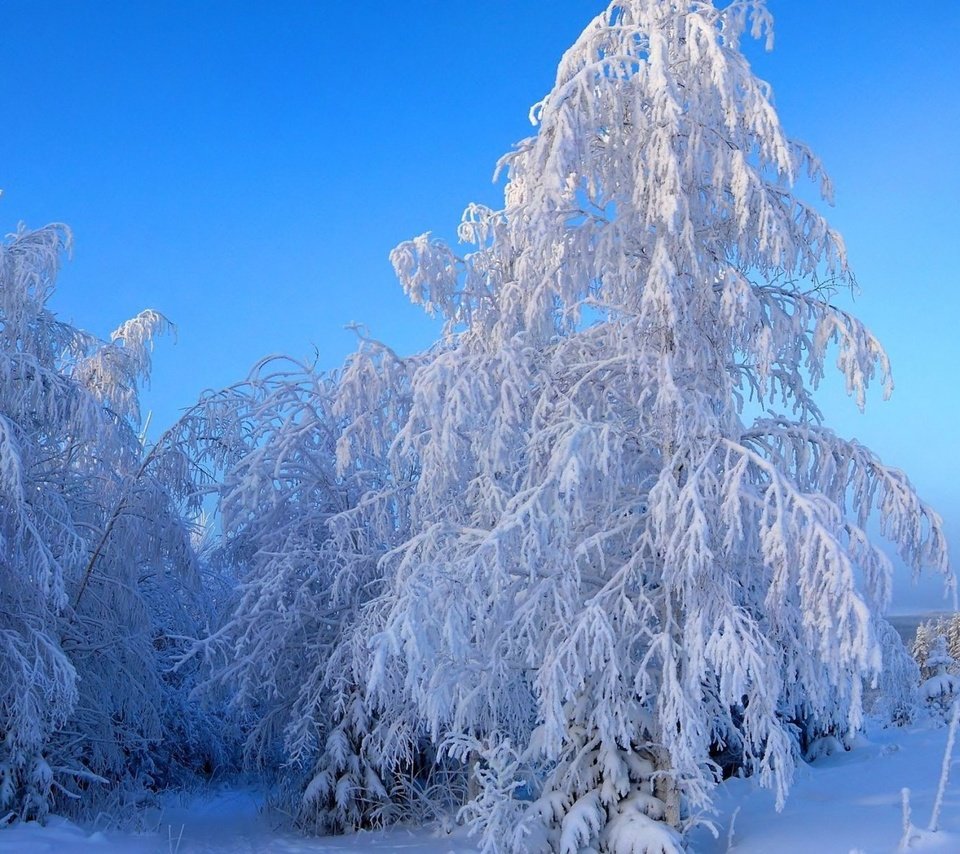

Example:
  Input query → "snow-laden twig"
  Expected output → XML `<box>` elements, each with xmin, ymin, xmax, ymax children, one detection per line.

<box><xmin>168</xmin><ymin>823</ymin><xmax>185</xmax><ymax>854</ymax></box>
<box><xmin>928</xmin><ymin>698</ymin><xmax>960</xmax><ymax>832</ymax></box>
<box><xmin>725</xmin><ymin>806</ymin><xmax>740</xmax><ymax>852</ymax></box>
<box><xmin>898</xmin><ymin>787</ymin><xmax>915</xmax><ymax>851</ymax></box>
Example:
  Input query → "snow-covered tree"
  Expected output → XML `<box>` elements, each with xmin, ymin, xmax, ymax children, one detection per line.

<box><xmin>868</xmin><ymin>619</ymin><xmax>921</xmax><ymax>727</ymax></box>
<box><xmin>919</xmin><ymin>635</ymin><xmax>960</xmax><ymax>712</ymax></box>
<box><xmin>339</xmin><ymin>1</ymin><xmax>953</xmax><ymax>851</ymax></box>
<box><xmin>913</xmin><ymin>614</ymin><xmax>960</xmax><ymax>670</ymax></box>
<box><xmin>189</xmin><ymin>340</ymin><xmax>451</xmax><ymax>832</ymax></box>
<box><xmin>0</xmin><ymin>223</ymin><xmax>216</xmax><ymax>822</ymax></box>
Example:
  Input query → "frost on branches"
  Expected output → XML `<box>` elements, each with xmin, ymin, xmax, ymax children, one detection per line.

<box><xmin>0</xmin><ymin>224</ymin><xmax>217</xmax><ymax>822</ymax></box>
<box><xmin>190</xmin><ymin>341</ymin><xmax>456</xmax><ymax>832</ymax></box>
<box><xmin>344</xmin><ymin>0</ymin><xmax>951</xmax><ymax>851</ymax></box>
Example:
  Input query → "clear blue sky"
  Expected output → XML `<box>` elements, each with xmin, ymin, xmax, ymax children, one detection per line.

<box><xmin>2</xmin><ymin>1</ymin><xmax>957</xmax><ymax>609</ymax></box>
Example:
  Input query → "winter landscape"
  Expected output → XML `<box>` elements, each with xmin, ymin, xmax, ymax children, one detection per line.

<box><xmin>1</xmin><ymin>1</ymin><xmax>958</xmax><ymax>852</ymax></box>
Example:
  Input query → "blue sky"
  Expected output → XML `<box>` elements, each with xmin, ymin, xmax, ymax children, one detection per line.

<box><xmin>2</xmin><ymin>1</ymin><xmax>957</xmax><ymax>608</ymax></box>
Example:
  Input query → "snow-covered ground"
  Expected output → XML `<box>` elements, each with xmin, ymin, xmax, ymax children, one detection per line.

<box><xmin>689</xmin><ymin>721</ymin><xmax>960</xmax><ymax>853</ymax></box>
<box><xmin>0</xmin><ymin>787</ymin><xmax>478</xmax><ymax>854</ymax></box>
<box><xmin>1</xmin><ymin>720</ymin><xmax>956</xmax><ymax>854</ymax></box>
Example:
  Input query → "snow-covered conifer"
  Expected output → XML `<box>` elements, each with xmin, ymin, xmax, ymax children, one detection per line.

<box><xmin>869</xmin><ymin>619</ymin><xmax>921</xmax><ymax>726</ymax></box>
<box><xmin>913</xmin><ymin>614</ymin><xmax>960</xmax><ymax>670</ymax></box>
<box><xmin>919</xmin><ymin>636</ymin><xmax>960</xmax><ymax>712</ymax></box>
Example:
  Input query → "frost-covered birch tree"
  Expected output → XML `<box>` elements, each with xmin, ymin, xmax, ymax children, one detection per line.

<box><xmin>0</xmin><ymin>223</ymin><xmax>217</xmax><ymax>822</ymax></box>
<box><xmin>191</xmin><ymin>339</ymin><xmax>449</xmax><ymax>832</ymax></box>
<box><xmin>344</xmin><ymin>1</ymin><xmax>953</xmax><ymax>851</ymax></box>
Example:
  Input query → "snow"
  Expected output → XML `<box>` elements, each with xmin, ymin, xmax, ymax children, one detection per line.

<box><xmin>0</xmin><ymin>788</ymin><xmax>477</xmax><ymax>853</ymax></box>
<box><xmin>2</xmin><ymin>721</ymin><xmax>957</xmax><ymax>853</ymax></box>
<box><xmin>690</xmin><ymin>722</ymin><xmax>960</xmax><ymax>853</ymax></box>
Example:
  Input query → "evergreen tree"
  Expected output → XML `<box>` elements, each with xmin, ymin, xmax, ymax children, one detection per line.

<box><xmin>913</xmin><ymin>613</ymin><xmax>960</xmax><ymax>669</ymax></box>
<box><xmin>870</xmin><ymin>619</ymin><xmax>921</xmax><ymax>727</ymax></box>
<box><xmin>919</xmin><ymin>634</ymin><xmax>960</xmax><ymax>712</ymax></box>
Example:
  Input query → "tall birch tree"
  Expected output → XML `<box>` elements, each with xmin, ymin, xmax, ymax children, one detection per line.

<box><xmin>0</xmin><ymin>223</ymin><xmax>215</xmax><ymax>821</ymax></box>
<box><xmin>358</xmin><ymin>1</ymin><xmax>952</xmax><ymax>850</ymax></box>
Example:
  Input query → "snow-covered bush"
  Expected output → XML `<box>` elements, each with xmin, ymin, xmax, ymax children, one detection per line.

<box><xmin>0</xmin><ymin>223</ymin><xmax>216</xmax><ymax>822</ymax></box>
<box><xmin>333</xmin><ymin>1</ymin><xmax>952</xmax><ymax>851</ymax></box>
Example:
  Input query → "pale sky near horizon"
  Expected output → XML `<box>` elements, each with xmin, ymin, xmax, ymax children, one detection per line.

<box><xmin>1</xmin><ymin>1</ymin><xmax>957</xmax><ymax>610</ymax></box>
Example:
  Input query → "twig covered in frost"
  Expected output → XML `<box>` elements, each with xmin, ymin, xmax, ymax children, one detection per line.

<box><xmin>928</xmin><ymin>699</ymin><xmax>960</xmax><ymax>832</ymax></box>
<box><xmin>899</xmin><ymin>787</ymin><xmax>915</xmax><ymax>851</ymax></box>
<box><xmin>168</xmin><ymin>823</ymin><xmax>185</xmax><ymax>854</ymax></box>
<box><xmin>725</xmin><ymin>806</ymin><xmax>740</xmax><ymax>853</ymax></box>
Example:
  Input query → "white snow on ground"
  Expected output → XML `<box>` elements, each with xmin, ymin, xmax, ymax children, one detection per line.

<box><xmin>1</xmin><ymin>721</ymin><xmax>956</xmax><ymax>853</ymax></box>
<box><xmin>0</xmin><ymin>787</ymin><xmax>477</xmax><ymax>854</ymax></box>
<box><xmin>688</xmin><ymin>721</ymin><xmax>960</xmax><ymax>853</ymax></box>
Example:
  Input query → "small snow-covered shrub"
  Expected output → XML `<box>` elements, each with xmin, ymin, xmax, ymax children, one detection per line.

<box><xmin>911</xmin><ymin>617</ymin><xmax>960</xmax><ymax>714</ymax></box>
